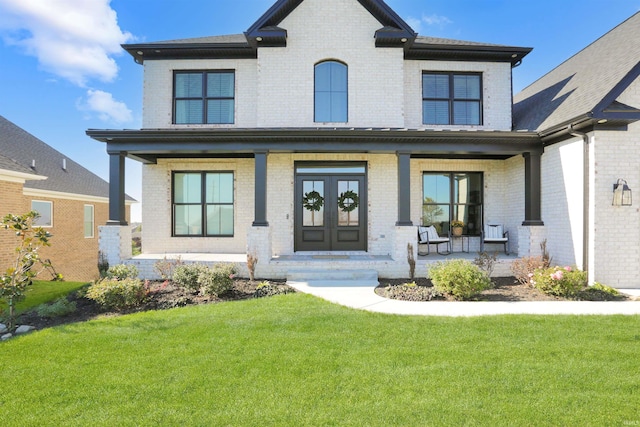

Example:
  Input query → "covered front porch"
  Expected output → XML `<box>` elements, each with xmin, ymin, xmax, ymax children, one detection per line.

<box><xmin>90</xmin><ymin>128</ymin><xmax>546</xmax><ymax>280</ymax></box>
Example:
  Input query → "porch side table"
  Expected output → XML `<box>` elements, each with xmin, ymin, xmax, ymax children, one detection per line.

<box><xmin>451</xmin><ymin>234</ymin><xmax>469</xmax><ymax>253</ymax></box>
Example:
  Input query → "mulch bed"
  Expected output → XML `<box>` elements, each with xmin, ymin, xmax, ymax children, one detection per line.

<box><xmin>376</xmin><ymin>276</ymin><xmax>633</xmax><ymax>302</ymax></box>
<box><xmin>14</xmin><ymin>276</ymin><xmax>633</xmax><ymax>332</ymax></box>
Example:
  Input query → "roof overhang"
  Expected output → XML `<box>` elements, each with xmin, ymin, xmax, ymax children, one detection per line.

<box><xmin>0</xmin><ymin>168</ymin><xmax>47</xmax><ymax>184</ymax></box>
<box><xmin>86</xmin><ymin>128</ymin><xmax>542</xmax><ymax>164</ymax></box>
<box><xmin>406</xmin><ymin>42</ymin><xmax>532</xmax><ymax>66</ymax></box>
<box><xmin>123</xmin><ymin>41</ymin><xmax>256</xmax><ymax>64</ymax></box>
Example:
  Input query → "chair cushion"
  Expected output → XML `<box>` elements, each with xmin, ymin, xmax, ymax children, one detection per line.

<box><xmin>484</xmin><ymin>225</ymin><xmax>503</xmax><ymax>239</ymax></box>
<box><xmin>418</xmin><ymin>226</ymin><xmax>448</xmax><ymax>243</ymax></box>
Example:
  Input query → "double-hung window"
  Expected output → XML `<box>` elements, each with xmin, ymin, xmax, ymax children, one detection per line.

<box><xmin>174</xmin><ymin>71</ymin><xmax>235</xmax><ymax>124</ymax></box>
<box><xmin>423</xmin><ymin>73</ymin><xmax>482</xmax><ymax>125</ymax></box>
<box><xmin>422</xmin><ymin>172</ymin><xmax>483</xmax><ymax>235</ymax></box>
<box><xmin>173</xmin><ymin>172</ymin><xmax>234</xmax><ymax>237</ymax></box>
<box><xmin>315</xmin><ymin>61</ymin><xmax>348</xmax><ymax>122</ymax></box>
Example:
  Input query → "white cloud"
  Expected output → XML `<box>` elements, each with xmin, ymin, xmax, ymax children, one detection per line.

<box><xmin>0</xmin><ymin>0</ymin><xmax>133</xmax><ymax>86</ymax></box>
<box><xmin>422</xmin><ymin>13</ymin><xmax>453</xmax><ymax>27</ymax></box>
<box><xmin>406</xmin><ymin>17</ymin><xmax>422</xmax><ymax>34</ymax></box>
<box><xmin>79</xmin><ymin>89</ymin><xmax>132</xmax><ymax>124</ymax></box>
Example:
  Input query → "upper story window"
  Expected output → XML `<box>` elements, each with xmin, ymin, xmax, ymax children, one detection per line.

<box><xmin>174</xmin><ymin>71</ymin><xmax>235</xmax><ymax>124</ymax></box>
<box><xmin>315</xmin><ymin>61</ymin><xmax>348</xmax><ymax>123</ymax></box>
<box><xmin>423</xmin><ymin>73</ymin><xmax>482</xmax><ymax>125</ymax></box>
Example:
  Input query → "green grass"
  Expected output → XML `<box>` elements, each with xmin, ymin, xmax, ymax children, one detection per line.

<box><xmin>0</xmin><ymin>280</ymin><xmax>88</xmax><ymax>316</ymax></box>
<box><xmin>1</xmin><ymin>294</ymin><xmax>639</xmax><ymax>426</ymax></box>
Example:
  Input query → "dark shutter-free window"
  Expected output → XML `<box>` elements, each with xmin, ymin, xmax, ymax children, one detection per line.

<box><xmin>174</xmin><ymin>71</ymin><xmax>234</xmax><ymax>124</ymax></box>
<box><xmin>423</xmin><ymin>73</ymin><xmax>482</xmax><ymax>125</ymax></box>
<box><xmin>173</xmin><ymin>172</ymin><xmax>234</xmax><ymax>236</ymax></box>
<box><xmin>422</xmin><ymin>172</ymin><xmax>483</xmax><ymax>235</ymax></box>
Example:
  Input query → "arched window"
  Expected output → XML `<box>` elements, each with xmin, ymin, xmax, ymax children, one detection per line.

<box><xmin>314</xmin><ymin>61</ymin><xmax>348</xmax><ymax>122</ymax></box>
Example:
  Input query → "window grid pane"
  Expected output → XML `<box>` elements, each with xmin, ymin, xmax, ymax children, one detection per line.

<box><xmin>173</xmin><ymin>172</ymin><xmax>234</xmax><ymax>237</ymax></box>
<box><xmin>423</xmin><ymin>172</ymin><xmax>483</xmax><ymax>236</ymax></box>
<box><xmin>423</xmin><ymin>73</ymin><xmax>482</xmax><ymax>125</ymax></box>
<box><xmin>315</xmin><ymin>61</ymin><xmax>347</xmax><ymax>123</ymax></box>
<box><xmin>174</xmin><ymin>71</ymin><xmax>235</xmax><ymax>124</ymax></box>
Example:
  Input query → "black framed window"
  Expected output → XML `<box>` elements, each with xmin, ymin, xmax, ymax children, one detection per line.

<box><xmin>315</xmin><ymin>61</ymin><xmax>348</xmax><ymax>122</ymax></box>
<box><xmin>422</xmin><ymin>172</ymin><xmax>483</xmax><ymax>235</ymax></box>
<box><xmin>173</xmin><ymin>172</ymin><xmax>234</xmax><ymax>237</ymax></box>
<box><xmin>174</xmin><ymin>71</ymin><xmax>235</xmax><ymax>124</ymax></box>
<box><xmin>423</xmin><ymin>73</ymin><xmax>482</xmax><ymax>125</ymax></box>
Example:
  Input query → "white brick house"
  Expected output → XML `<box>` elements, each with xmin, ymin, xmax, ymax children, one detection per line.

<box><xmin>89</xmin><ymin>0</ymin><xmax>640</xmax><ymax>287</ymax></box>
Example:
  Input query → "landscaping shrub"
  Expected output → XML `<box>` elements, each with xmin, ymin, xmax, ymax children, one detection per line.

<box><xmin>577</xmin><ymin>282</ymin><xmax>621</xmax><ymax>301</ymax></box>
<box><xmin>530</xmin><ymin>266</ymin><xmax>586</xmax><ymax>297</ymax></box>
<box><xmin>473</xmin><ymin>251</ymin><xmax>497</xmax><ymax>277</ymax></box>
<box><xmin>154</xmin><ymin>255</ymin><xmax>183</xmax><ymax>280</ymax></box>
<box><xmin>197</xmin><ymin>263</ymin><xmax>237</xmax><ymax>297</ymax></box>
<box><xmin>254</xmin><ymin>281</ymin><xmax>295</xmax><ymax>298</ymax></box>
<box><xmin>172</xmin><ymin>263</ymin><xmax>209</xmax><ymax>291</ymax></box>
<box><xmin>380</xmin><ymin>281</ymin><xmax>441</xmax><ymax>302</ymax></box>
<box><xmin>36</xmin><ymin>297</ymin><xmax>77</xmax><ymax>318</ymax></box>
<box><xmin>428</xmin><ymin>259</ymin><xmax>492</xmax><ymax>300</ymax></box>
<box><xmin>511</xmin><ymin>256</ymin><xmax>547</xmax><ymax>285</ymax></box>
<box><xmin>105</xmin><ymin>264</ymin><xmax>138</xmax><ymax>280</ymax></box>
<box><xmin>86</xmin><ymin>278</ymin><xmax>147</xmax><ymax>310</ymax></box>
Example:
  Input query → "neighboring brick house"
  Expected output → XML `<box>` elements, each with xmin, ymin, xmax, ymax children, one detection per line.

<box><xmin>0</xmin><ymin>115</ymin><xmax>134</xmax><ymax>281</ymax></box>
<box><xmin>88</xmin><ymin>0</ymin><xmax>640</xmax><ymax>287</ymax></box>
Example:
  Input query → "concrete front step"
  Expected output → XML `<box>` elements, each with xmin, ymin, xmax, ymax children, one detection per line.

<box><xmin>286</xmin><ymin>268</ymin><xmax>379</xmax><ymax>286</ymax></box>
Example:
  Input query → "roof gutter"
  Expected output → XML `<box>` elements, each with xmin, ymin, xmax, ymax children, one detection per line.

<box><xmin>567</xmin><ymin>124</ymin><xmax>590</xmax><ymax>280</ymax></box>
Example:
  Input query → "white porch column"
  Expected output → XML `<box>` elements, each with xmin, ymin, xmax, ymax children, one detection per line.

<box><xmin>247</xmin><ymin>225</ymin><xmax>272</xmax><ymax>279</ymax></box>
<box><xmin>98</xmin><ymin>225</ymin><xmax>132</xmax><ymax>267</ymax></box>
<box><xmin>392</xmin><ymin>225</ymin><xmax>418</xmax><ymax>276</ymax></box>
<box><xmin>517</xmin><ymin>225</ymin><xmax>547</xmax><ymax>258</ymax></box>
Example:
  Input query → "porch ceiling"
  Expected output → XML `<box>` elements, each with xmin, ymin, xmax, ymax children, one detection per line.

<box><xmin>86</xmin><ymin>128</ymin><xmax>542</xmax><ymax>164</ymax></box>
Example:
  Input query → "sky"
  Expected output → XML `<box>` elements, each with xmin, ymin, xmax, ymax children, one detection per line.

<box><xmin>0</xmin><ymin>0</ymin><xmax>638</xmax><ymax>223</ymax></box>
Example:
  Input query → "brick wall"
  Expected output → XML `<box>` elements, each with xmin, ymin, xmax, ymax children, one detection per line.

<box><xmin>0</xmin><ymin>180</ymin><xmax>27</xmax><ymax>269</ymax></box>
<box><xmin>140</xmin><ymin>0</ymin><xmax>514</xmax><ymax>131</ymax></box>
<box><xmin>22</xmin><ymin>195</ymin><xmax>115</xmax><ymax>282</ymax></box>
<box><xmin>540</xmin><ymin>137</ymin><xmax>585</xmax><ymax>268</ymax></box>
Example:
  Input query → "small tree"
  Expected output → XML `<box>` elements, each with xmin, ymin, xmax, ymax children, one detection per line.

<box><xmin>0</xmin><ymin>211</ymin><xmax>52</xmax><ymax>331</ymax></box>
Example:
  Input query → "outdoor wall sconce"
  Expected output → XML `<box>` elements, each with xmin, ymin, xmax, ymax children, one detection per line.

<box><xmin>612</xmin><ymin>179</ymin><xmax>632</xmax><ymax>206</ymax></box>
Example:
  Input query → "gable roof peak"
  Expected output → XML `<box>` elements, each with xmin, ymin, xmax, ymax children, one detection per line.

<box><xmin>245</xmin><ymin>0</ymin><xmax>416</xmax><ymax>48</ymax></box>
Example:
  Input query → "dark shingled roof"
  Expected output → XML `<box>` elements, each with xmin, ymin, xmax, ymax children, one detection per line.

<box><xmin>513</xmin><ymin>12</ymin><xmax>640</xmax><ymax>133</ymax></box>
<box><xmin>0</xmin><ymin>115</ymin><xmax>133</xmax><ymax>200</ymax></box>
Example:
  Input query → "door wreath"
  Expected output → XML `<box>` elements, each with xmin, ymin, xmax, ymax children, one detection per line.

<box><xmin>338</xmin><ymin>190</ymin><xmax>359</xmax><ymax>212</ymax></box>
<box><xmin>302</xmin><ymin>190</ymin><xmax>324</xmax><ymax>211</ymax></box>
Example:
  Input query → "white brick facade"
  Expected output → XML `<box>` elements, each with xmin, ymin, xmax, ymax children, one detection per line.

<box><xmin>100</xmin><ymin>0</ymin><xmax>559</xmax><ymax>281</ymax></box>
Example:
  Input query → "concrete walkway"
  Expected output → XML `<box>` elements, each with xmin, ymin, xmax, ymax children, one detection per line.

<box><xmin>287</xmin><ymin>281</ymin><xmax>640</xmax><ymax>316</ymax></box>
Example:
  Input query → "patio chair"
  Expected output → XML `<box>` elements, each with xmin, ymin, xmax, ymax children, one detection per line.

<box><xmin>417</xmin><ymin>225</ymin><xmax>451</xmax><ymax>255</ymax></box>
<box><xmin>481</xmin><ymin>224</ymin><xmax>509</xmax><ymax>254</ymax></box>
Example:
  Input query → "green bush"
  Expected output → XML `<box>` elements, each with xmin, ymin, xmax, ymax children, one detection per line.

<box><xmin>428</xmin><ymin>259</ymin><xmax>492</xmax><ymax>300</ymax></box>
<box><xmin>197</xmin><ymin>263</ymin><xmax>238</xmax><ymax>297</ymax></box>
<box><xmin>577</xmin><ymin>282</ymin><xmax>621</xmax><ymax>301</ymax></box>
<box><xmin>105</xmin><ymin>264</ymin><xmax>138</xmax><ymax>280</ymax></box>
<box><xmin>35</xmin><ymin>297</ymin><xmax>77</xmax><ymax>318</ymax></box>
<box><xmin>531</xmin><ymin>266</ymin><xmax>586</xmax><ymax>297</ymax></box>
<box><xmin>86</xmin><ymin>278</ymin><xmax>147</xmax><ymax>310</ymax></box>
<box><xmin>172</xmin><ymin>263</ymin><xmax>209</xmax><ymax>291</ymax></box>
<box><xmin>254</xmin><ymin>281</ymin><xmax>295</xmax><ymax>298</ymax></box>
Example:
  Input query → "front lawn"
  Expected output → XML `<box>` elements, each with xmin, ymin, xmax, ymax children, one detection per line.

<box><xmin>0</xmin><ymin>280</ymin><xmax>88</xmax><ymax>316</ymax></box>
<box><xmin>1</xmin><ymin>294</ymin><xmax>639</xmax><ymax>425</ymax></box>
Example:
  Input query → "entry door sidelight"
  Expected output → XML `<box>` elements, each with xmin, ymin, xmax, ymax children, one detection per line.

<box><xmin>295</xmin><ymin>174</ymin><xmax>366</xmax><ymax>251</ymax></box>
